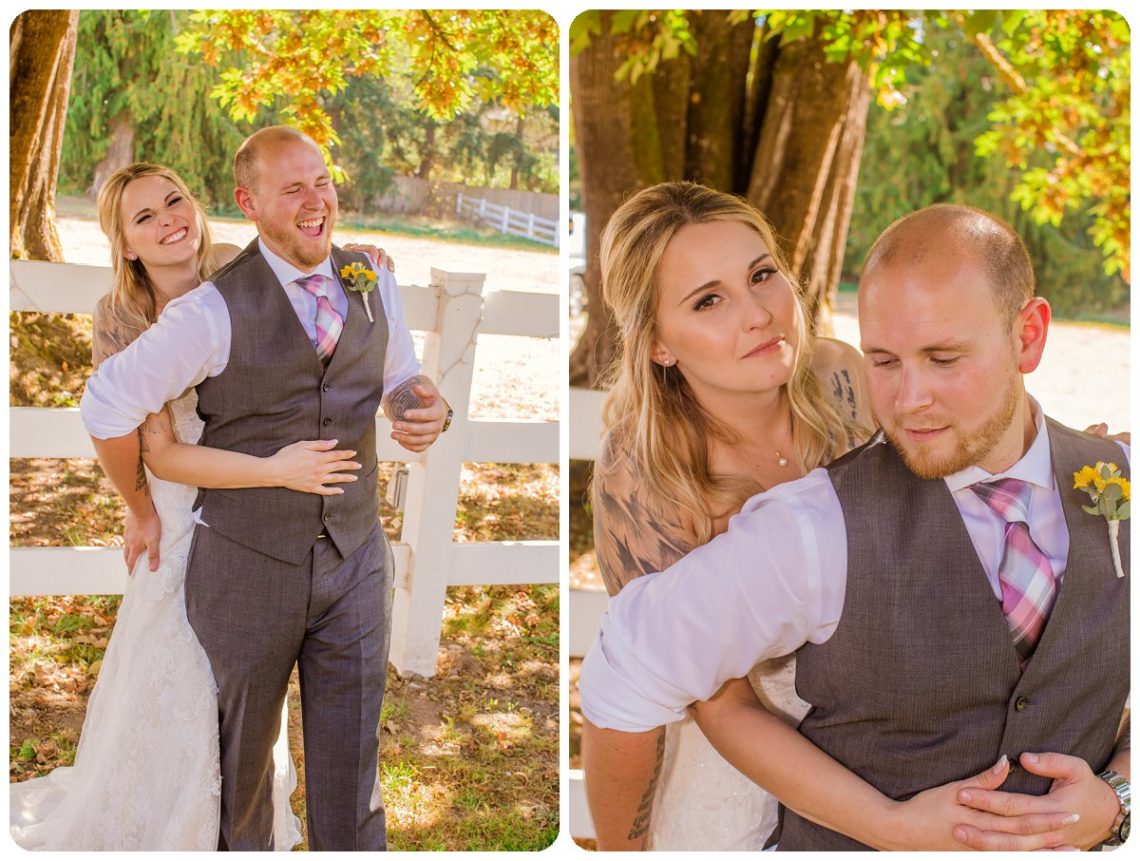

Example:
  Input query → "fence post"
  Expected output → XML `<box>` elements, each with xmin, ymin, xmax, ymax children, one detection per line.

<box><xmin>526</xmin><ymin>211</ymin><xmax>535</xmax><ymax>238</ymax></box>
<box><xmin>455</xmin><ymin>190</ymin><xmax>463</xmax><ymax>218</ymax></box>
<box><xmin>478</xmin><ymin>197</ymin><xmax>486</xmax><ymax>219</ymax></box>
<box><xmin>500</xmin><ymin>204</ymin><xmax>510</xmax><ymax>234</ymax></box>
<box><xmin>388</xmin><ymin>268</ymin><xmax>485</xmax><ymax>676</ymax></box>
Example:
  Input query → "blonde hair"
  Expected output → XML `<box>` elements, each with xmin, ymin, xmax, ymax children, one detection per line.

<box><xmin>596</xmin><ymin>181</ymin><xmax>860</xmax><ymax>544</ymax></box>
<box><xmin>96</xmin><ymin>162</ymin><xmax>216</xmax><ymax>345</ymax></box>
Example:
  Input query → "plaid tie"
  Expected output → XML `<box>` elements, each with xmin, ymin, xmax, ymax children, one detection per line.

<box><xmin>295</xmin><ymin>274</ymin><xmax>343</xmax><ymax>364</ymax></box>
<box><xmin>971</xmin><ymin>478</ymin><xmax>1057</xmax><ymax>664</ymax></box>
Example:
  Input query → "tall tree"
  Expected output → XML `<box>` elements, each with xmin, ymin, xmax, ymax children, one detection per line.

<box><xmin>10</xmin><ymin>11</ymin><xmax>79</xmax><ymax>261</ymax></box>
<box><xmin>570</xmin><ymin>10</ymin><xmax>893</xmax><ymax>385</ymax></box>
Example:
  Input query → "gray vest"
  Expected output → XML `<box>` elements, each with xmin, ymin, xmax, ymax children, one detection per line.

<box><xmin>778</xmin><ymin>419</ymin><xmax>1130</xmax><ymax>851</ymax></box>
<box><xmin>195</xmin><ymin>240</ymin><xmax>390</xmax><ymax>565</ymax></box>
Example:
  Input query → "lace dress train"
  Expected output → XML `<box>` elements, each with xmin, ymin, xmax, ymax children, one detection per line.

<box><xmin>10</xmin><ymin>393</ymin><xmax>301</xmax><ymax>850</ymax></box>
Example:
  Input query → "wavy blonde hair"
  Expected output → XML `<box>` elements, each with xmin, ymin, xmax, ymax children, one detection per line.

<box><xmin>96</xmin><ymin>162</ymin><xmax>216</xmax><ymax>346</ymax></box>
<box><xmin>596</xmin><ymin>181</ymin><xmax>861</xmax><ymax>544</ymax></box>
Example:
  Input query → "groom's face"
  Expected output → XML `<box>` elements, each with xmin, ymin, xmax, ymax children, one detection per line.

<box><xmin>859</xmin><ymin>251</ymin><xmax>1028</xmax><ymax>479</ymax></box>
<box><xmin>239</xmin><ymin>136</ymin><xmax>338</xmax><ymax>271</ymax></box>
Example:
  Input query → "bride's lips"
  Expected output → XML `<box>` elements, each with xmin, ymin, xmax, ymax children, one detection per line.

<box><xmin>159</xmin><ymin>226</ymin><xmax>189</xmax><ymax>246</ymax></box>
<box><xmin>742</xmin><ymin>335</ymin><xmax>785</xmax><ymax>359</ymax></box>
<box><xmin>297</xmin><ymin>215</ymin><xmax>327</xmax><ymax>237</ymax></box>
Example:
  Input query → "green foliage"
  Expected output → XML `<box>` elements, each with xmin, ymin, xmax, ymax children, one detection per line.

<box><xmin>60</xmin><ymin>10</ymin><xmax>558</xmax><ymax>207</ymax></box>
<box><xmin>60</xmin><ymin>11</ymin><xmax>245</xmax><ymax>205</ymax></box>
<box><xmin>176</xmin><ymin>10</ymin><xmax>558</xmax><ymax>180</ymax></box>
<box><xmin>847</xmin><ymin>24</ymin><xmax>1127</xmax><ymax>316</ymax></box>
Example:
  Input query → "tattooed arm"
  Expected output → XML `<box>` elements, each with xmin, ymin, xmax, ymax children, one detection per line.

<box><xmin>582</xmin><ymin>438</ymin><xmax>696</xmax><ymax>849</ymax></box>
<box><xmin>381</xmin><ymin>374</ymin><xmax>450</xmax><ymax>453</ymax></box>
<box><xmin>812</xmin><ymin>337</ymin><xmax>875</xmax><ymax>446</ymax></box>
<box><xmin>91</xmin><ymin>295</ymin><xmax>164</xmax><ymax>572</ymax></box>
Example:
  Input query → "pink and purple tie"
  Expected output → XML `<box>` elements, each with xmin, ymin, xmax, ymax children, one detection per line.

<box><xmin>295</xmin><ymin>274</ymin><xmax>343</xmax><ymax>364</ymax></box>
<box><xmin>971</xmin><ymin>478</ymin><xmax>1057</xmax><ymax>664</ymax></box>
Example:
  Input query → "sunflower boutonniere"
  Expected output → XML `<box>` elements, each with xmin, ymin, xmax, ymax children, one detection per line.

<box><xmin>1073</xmin><ymin>461</ymin><xmax>1130</xmax><ymax>578</ymax></box>
<box><xmin>339</xmin><ymin>262</ymin><xmax>377</xmax><ymax>323</ymax></box>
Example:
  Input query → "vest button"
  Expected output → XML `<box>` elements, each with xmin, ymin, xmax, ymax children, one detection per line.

<box><xmin>323</xmin><ymin>513</ymin><xmax>332</xmax><ymax>522</ymax></box>
<box><xmin>323</xmin><ymin>417</ymin><xmax>333</xmax><ymax>426</ymax></box>
<box><xmin>1014</xmin><ymin>696</ymin><xmax>1029</xmax><ymax>712</ymax></box>
<box><xmin>322</xmin><ymin>383</ymin><xmax>331</xmax><ymax>392</ymax></box>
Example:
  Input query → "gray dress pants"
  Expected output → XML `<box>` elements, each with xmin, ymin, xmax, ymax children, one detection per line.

<box><xmin>185</xmin><ymin>522</ymin><xmax>392</xmax><ymax>851</ymax></box>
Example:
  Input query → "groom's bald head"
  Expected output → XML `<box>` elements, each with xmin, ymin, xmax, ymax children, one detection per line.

<box><xmin>860</xmin><ymin>204</ymin><xmax>1035</xmax><ymax>329</ymax></box>
<box><xmin>234</xmin><ymin>125</ymin><xmax>318</xmax><ymax>192</ymax></box>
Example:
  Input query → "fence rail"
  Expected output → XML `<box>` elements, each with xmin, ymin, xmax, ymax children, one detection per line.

<box><xmin>455</xmin><ymin>191</ymin><xmax>559</xmax><ymax>248</ymax></box>
<box><xmin>9</xmin><ymin>260</ymin><xmax>559</xmax><ymax>677</ymax></box>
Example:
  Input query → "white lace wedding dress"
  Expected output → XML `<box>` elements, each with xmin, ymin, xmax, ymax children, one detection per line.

<box><xmin>647</xmin><ymin>653</ymin><xmax>810</xmax><ymax>850</ymax></box>
<box><xmin>10</xmin><ymin>391</ymin><xmax>301</xmax><ymax>850</ymax></box>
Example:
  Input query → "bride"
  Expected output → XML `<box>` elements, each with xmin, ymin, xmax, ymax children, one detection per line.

<box><xmin>10</xmin><ymin>162</ymin><xmax>391</xmax><ymax>850</ymax></box>
<box><xmin>583</xmin><ymin>182</ymin><xmax>1083</xmax><ymax>850</ymax></box>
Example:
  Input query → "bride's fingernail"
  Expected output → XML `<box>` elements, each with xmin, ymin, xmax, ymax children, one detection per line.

<box><xmin>993</xmin><ymin>754</ymin><xmax>1008</xmax><ymax>773</ymax></box>
<box><xmin>959</xmin><ymin>790</ymin><xmax>972</xmax><ymax>802</ymax></box>
<box><xmin>1062</xmin><ymin>814</ymin><xmax>1080</xmax><ymax>826</ymax></box>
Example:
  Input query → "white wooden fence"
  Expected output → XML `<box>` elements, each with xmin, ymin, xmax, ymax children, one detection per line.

<box><xmin>568</xmin><ymin>385</ymin><xmax>611</xmax><ymax>841</ymax></box>
<box><xmin>456</xmin><ymin>191</ymin><xmax>559</xmax><ymax>248</ymax></box>
<box><xmin>9</xmin><ymin>260</ymin><xmax>559</xmax><ymax>678</ymax></box>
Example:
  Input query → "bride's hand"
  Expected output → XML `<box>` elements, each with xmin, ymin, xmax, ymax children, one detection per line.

<box><xmin>267</xmin><ymin>439</ymin><xmax>362</xmax><ymax>494</ymax></box>
<box><xmin>879</xmin><ymin>756</ymin><xmax>1079</xmax><ymax>850</ymax></box>
<box><xmin>124</xmin><ymin>503</ymin><xmax>162</xmax><ymax>573</ymax></box>
<box><xmin>1084</xmin><ymin>422</ymin><xmax>1130</xmax><ymax>446</ymax></box>
<box><xmin>343</xmin><ymin>243</ymin><xmax>395</xmax><ymax>273</ymax></box>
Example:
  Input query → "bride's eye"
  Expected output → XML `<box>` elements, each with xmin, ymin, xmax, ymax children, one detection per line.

<box><xmin>168</xmin><ymin>195</ymin><xmax>184</xmax><ymax>206</ymax></box>
<box><xmin>693</xmin><ymin>293</ymin><xmax>721</xmax><ymax>311</ymax></box>
<box><xmin>136</xmin><ymin>213</ymin><xmax>153</xmax><ymax>224</ymax></box>
<box><xmin>751</xmin><ymin>267</ymin><xmax>778</xmax><ymax>284</ymax></box>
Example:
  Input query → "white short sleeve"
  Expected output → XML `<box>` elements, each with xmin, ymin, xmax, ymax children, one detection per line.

<box><xmin>578</xmin><ymin>468</ymin><xmax>848</xmax><ymax>732</ymax></box>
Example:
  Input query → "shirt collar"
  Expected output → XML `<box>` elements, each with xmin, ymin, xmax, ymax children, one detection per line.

<box><xmin>944</xmin><ymin>396</ymin><xmax>1053</xmax><ymax>494</ymax></box>
<box><xmin>257</xmin><ymin>237</ymin><xmax>335</xmax><ymax>287</ymax></box>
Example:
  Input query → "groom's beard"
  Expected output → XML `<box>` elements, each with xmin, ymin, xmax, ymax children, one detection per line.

<box><xmin>261</xmin><ymin>209</ymin><xmax>336</xmax><ymax>269</ymax></box>
<box><xmin>879</xmin><ymin>368</ymin><xmax>1021</xmax><ymax>480</ymax></box>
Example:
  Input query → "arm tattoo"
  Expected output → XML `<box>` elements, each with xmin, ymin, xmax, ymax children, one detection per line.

<box><xmin>627</xmin><ymin>727</ymin><xmax>667</xmax><ymax>843</ymax></box>
<box><xmin>134</xmin><ymin>429</ymin><xmax>149</xmax><ymax>495</ymax></box>
<box><xmin>91</xmin><ymin>297</ymin><xmax>143</xmax><ymax>368</ymax></box>
<box><xmin>595</xmin><ymin>480</ymin><xmax>691</xmax><ymax>596</ymax></box>
<box><xmin>385</xmin><ymin>374</ymin><xmax>430</xmax><ymax>422</ymax></box>
<box><xmin>829</xmin><ymin>368</ymin><xmax>858</xmax><ymax>422</ymax></box>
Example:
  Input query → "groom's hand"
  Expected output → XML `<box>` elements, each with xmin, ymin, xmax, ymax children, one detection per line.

<box><xmin>124</xmin><ymin>503</ymin><xmax>162</xmax><ymax>573</ymax></box>
<box><xmin>387</xmin><ymin>379</ymin><xmax>449</xmax><ymax>453</ymax></box>
<box><xmin>953</xmin><ymin>752</ymin><xmax>1119</xmax><ymax>850</ymax></box>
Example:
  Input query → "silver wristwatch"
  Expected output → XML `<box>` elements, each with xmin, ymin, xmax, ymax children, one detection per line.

<box><xmin>1098</xmin><ymin>769</ymin><xmax>1130</xmax><ymax>848</ymax></box>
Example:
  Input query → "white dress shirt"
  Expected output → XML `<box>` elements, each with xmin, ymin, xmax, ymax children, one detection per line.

<box><xmin>578</xmin><ymin>400</ymin><xmax>1129</xmax><ymax>732</ymax></box>
<box><xmin>81</xmin><ymin>239</ymin><xmax>420</xmax><ymax>439</ymax></box>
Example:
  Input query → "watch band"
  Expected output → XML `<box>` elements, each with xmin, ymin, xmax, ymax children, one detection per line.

<box><xmin>1098</xmin><ymin>769</ymin><xmax>1130</xmax><ymax>848</ymax></box>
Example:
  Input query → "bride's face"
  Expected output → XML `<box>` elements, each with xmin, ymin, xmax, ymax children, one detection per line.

<box><xmin>652</xmin><ymin>220</ymin><xmax>799</xmax><ymax>404</ymax></box>
<box><xmin>119</xmin><ymin>175</ymin><xmax>202</xmax><ymax>270</ymax></box>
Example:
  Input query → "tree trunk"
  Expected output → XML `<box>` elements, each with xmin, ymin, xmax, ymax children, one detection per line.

<box><xmin>745</xmin><ymin>28</ymin><xmax>871</xmax><ymax>335</ymax></box>
<box><xmin>10</xmin><ymin>10</ymin><xmax>79</xmax><ymax>261</ymax></box>
<box><xmin>571</xmin><ymin>14</ymin><xmax>872</xmax><ymax>386</ymax></box>
<box><xmin>416</xmin><ymin>121</ymin><xmax>437</xmax><ymax>180</ymax></box>
<box><xmin>509</xmin><ymin>115</ymin><xmax>524</xmax><ymax>190</ymax></box>
<box><xmin>569</xmin><ymin>11</ymin><xmax>668</xmax><ymax>387</ymax></box>
<box><xmin>90</xmin><ymin>116</ymin><xmax>136</xmax><ymax>197</ymax></box>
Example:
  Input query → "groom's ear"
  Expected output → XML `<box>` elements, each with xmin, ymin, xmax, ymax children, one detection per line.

<box><xmin>234</xmin><ymin>186</ymin><xmax>259</xmax><ymax>222</ymax></box>
<box><xmin>1015</xmin><ymin>296</ymin><xmax>1050</xmax><ymax>374</ymax></box>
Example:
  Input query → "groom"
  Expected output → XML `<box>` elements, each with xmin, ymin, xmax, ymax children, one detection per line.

<box><xmin>80</xmin><ymin>126</ymin><xmax>449</xmax><ymax>850</ymax></box>
<box><xmin>579</xmin><ymin>204</ymin><xmax>1130</xmax><ymax>850</ymax></box>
